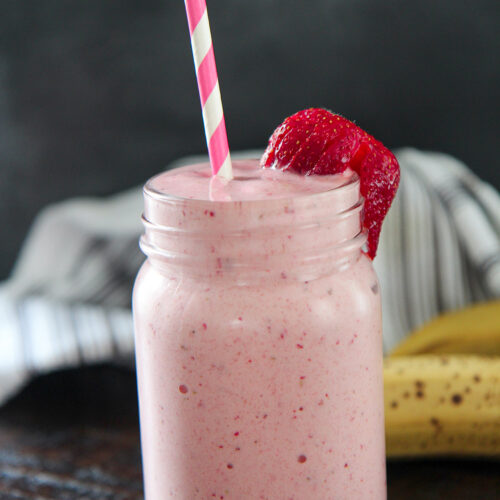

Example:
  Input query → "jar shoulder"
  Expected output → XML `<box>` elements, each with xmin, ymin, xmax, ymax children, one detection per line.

<box><xmin>133</xmin><ymin>254</ymin><xmax>380</xmax><ymax>324</ymax></box>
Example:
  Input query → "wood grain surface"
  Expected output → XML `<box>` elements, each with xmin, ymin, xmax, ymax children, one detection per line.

<box><xmin>0</xmin><ymin>365</ymin><xmax>498</xmax><ymax>499</ymax></box>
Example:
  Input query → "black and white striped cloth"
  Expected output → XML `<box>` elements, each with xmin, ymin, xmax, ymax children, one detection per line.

<box><xmin>0</xmin><ymin>149</ymin><xmax>498</xmax><ymax>405</ymax></box>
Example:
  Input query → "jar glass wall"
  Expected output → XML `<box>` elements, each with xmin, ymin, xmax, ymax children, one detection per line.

<box><xmin>133</xmin><ymin>160</ymin><xmax>386</xmax><ymax>499</ymax></box>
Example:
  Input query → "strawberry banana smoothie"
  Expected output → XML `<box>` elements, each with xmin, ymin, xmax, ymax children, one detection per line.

<box><xmin>133</xmin><ymin>109</ymin><xmax>399</xmax><ymax>499</ymax></box>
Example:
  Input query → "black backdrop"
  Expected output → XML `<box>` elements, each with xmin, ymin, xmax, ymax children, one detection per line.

<box><xmin>1</xmin><ymin>0</ymin><xmax>499</xmax><ymax>279</ymax></box>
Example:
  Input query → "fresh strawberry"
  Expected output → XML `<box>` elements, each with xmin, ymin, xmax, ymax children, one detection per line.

<box><xmin>261</xmin><ymin>108</ymin><xmax>400</xmax><ymax>258</ymax></box>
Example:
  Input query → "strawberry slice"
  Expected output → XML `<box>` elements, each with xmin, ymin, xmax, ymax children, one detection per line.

<box><xmin>261</xmin><ymin>108</ymin><xmax>400</xmax><ymax>258</ymax></box>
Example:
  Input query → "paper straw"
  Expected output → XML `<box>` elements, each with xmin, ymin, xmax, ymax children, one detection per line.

<box><xmin>184</xmin><ymin>0</ymin><xmax>233</xmax><ymax>180</ymax></box>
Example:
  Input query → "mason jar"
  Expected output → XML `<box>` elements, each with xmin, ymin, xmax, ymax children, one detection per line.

<box><xmin>133</xmin><ymin>159</ymin><xmax>386</xmax><ymax>499</ymax></box>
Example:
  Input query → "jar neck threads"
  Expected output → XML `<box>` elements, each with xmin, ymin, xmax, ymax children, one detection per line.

<box><xmin>140</xmin><ymin>170</ymin><xmax>366</xmax><ymax>283</ymax></box>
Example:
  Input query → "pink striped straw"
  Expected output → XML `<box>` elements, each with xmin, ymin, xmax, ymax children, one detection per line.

<box><xmin>184</xmin><ymin>0</ymin><xmax>232</xmax><ymax>180</ymax></box>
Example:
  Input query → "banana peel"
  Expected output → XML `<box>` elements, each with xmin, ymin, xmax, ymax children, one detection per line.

<box><xmin>389</xmin><ymin>299</ymin><xmax>500</xmax><ymax>357</ymax></box>
<box><xmin>384</xmin><ymin>355</ymin><xmax>500</xmax><ymax>458</ymax></box>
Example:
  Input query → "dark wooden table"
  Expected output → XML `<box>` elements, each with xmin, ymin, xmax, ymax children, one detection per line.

<box><xmin>0</xmin><ymin>366</ymin><xmax>498</xmax><ymax>499</ymax></box>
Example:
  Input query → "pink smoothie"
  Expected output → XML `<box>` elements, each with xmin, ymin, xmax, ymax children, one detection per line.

<box><xmin>133</xmin><ymin>159</ymin><xmax>386</xmax><ymax>499</ymax></box>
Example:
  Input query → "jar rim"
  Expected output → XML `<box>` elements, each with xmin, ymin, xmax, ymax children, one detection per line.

<box><xmin>143</xmin><ymin>161</ymin><xmax>360</xmax><ymax>208</ymax></box>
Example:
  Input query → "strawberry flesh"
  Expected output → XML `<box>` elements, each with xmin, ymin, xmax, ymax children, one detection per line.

<box><xmin>261</xmin><ymin>108</ymin><xmax>400</xmax><ymax>258</ymax></box>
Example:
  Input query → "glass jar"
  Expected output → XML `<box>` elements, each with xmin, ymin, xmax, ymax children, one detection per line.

<box><xmin>133</xmin><ymin>161</ymin><xmax>385</xmax><ymax>499</ymax></box>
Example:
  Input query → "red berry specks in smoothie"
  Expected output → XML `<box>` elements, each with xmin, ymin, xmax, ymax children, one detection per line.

<box><xmin>261</xmin><ymin>108</ymin><xmax>400</xmax><ymax>258</ymax></box>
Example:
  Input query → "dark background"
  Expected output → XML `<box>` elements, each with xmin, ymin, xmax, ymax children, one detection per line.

<box><xmin>1</xmin><ymin>0</ymin><xmax>499</xmax><ymax>280</ymax></box>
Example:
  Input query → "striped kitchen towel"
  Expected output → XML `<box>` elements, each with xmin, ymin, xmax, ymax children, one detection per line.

<box><xmin>0</xmin><ymin>149</ymin><xmax>498</xmax><ymax>405</ymax></box>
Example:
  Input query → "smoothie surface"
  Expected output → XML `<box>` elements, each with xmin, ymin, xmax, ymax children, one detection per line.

<box><xmin>148</xmin><ymin>159</ymin><xmax>353</xmax><ymax>202</ymax></box>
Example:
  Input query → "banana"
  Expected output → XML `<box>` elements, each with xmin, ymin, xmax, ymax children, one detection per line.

<box><xmin>384</xmin><ymin>355</ymin><xmax>500</xmax><ymax>458</ymax></box>
<box><xmin>389</xmin><ymin>300</ymin><xmax>500</xmax><ymax>357</ymax></box>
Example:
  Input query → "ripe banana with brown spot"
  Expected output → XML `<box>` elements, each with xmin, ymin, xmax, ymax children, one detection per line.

<box><xmin>390</xmin><ymin>299</ymin><xmax>500</xmax><ymax>357</ymax></box>
<box><xmin>384</xmin><ymin>355</ymin><xmax>500</xmax><ymax>458</ymax></box>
